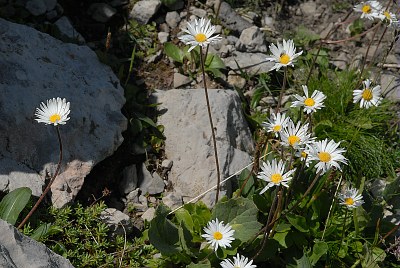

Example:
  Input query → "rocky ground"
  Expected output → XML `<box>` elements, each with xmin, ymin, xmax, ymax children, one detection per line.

<box><xmin>0</xmin><ymin>0</ymin><xmax>399</xmax><ymax>265</ymax></box>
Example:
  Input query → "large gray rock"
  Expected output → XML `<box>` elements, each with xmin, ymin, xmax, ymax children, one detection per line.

<box><xmin>0</xmin><ymin>19</ymin><xmax>126</xmax><ymax>207</ymax></box>
<box><xmin>151</xmin><ymin>89</ymin><xmax>254</xmax><ymax>207</ymax></box>
<box><xmin>0</xmin><ymin>219</ymin><xmax>74</xmax><ymax>268</ymax></box>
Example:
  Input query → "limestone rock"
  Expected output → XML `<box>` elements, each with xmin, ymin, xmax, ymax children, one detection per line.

<box><xmin>165</xmin><ymin>11</ymin><xmax>180</xmax><ymax>29</ymax></box>
<box><xmin>130</xmin><ymin>0</ymin><xmax>161</xmax><ymax>24</ymax></box>
<box><xmin>217</xmin><ymin>2</ymin><xmax>252</xmax><ymax>33</ymax></box>
<box><xmin>138</xmin><ymin>164</ymin><xmax>165</xmax><ymax>195</ymax></box>
<box><xmin>151</xmin><ymin>89</ymin><xmax>254</xmax><ymax>207</ymax></box>
<box><xmin>0</xmin><ymin>18</ymin><xmax>127</xmax><ymax>207</ymax></box>
<box><xmin>224</xmin><ymin>51</ymin><xmax>275</xmax><ymax>75</ymax></box>
<box><xmin>236</xmin><ymin>26</ymin><xmax>267</xmax><ymax>53</ymax></box>
<box><xmin>100</xmin><ymin>208</ymin><xmax>133</xmax><ymax>239</ymax></box>
<box><xmin>141</xmin><ymin>207</ymin><xmax>156</xmax><ymax>222</ymax></box>
<box><xmin>173</xmin><ymin>72</ymin><xmax>191</xmax><ymax>88</ymax></box>
<box><xmin>88</xmin><ymin>3</ymin><xmax>117</xmax><ymax>23</ymax></box>
<box><xmin>25</xmin><ymin>0</ymin><xmax>47</xmax><ymax>16</ymax></box>
<box><xmin>54</xmin><ymin>16</ymin><xmax>85</xmax><ymax>44</ymax></box>
<box><xmin>0</xmin><ymin>219</ymin><xmax>74</xmax><ymax>268</ymax></box>
<box><xmin>120</xmin><ymin>164</ymin><xmax>138</xmax><ymax>195</ymax></box>
<box><xmin>300</xmin><ymin>1</ymin><xmax>317</xmax><ymax>16</ymax></box>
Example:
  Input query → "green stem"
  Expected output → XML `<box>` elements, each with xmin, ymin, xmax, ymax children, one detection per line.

<box><xmin>18</xmin><ymin>126</ymin><xmax>63</xmax><ymax>229</ymax></box>
<box><xmin>275</xmin><ymin>67</ymin><xmax>287</xmax><ymax>112</ymax></box>
<box><xmin>199</xmin><ymin>47</ymin><xmax>222</xmax><ymax>204</ymax></box>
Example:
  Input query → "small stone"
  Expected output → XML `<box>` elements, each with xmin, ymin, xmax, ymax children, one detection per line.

<box><xmin>189</xmin><ymin>7</ymin><xmax>207</xmax><ymax>18</ymax></box>
<box><xmin>162</xmin><ymin>192</ymin><xmax>183</xmax><ymax>209</ymax></box>
<box><xmin>130</xmin><ymin>0</ymin><xmax>161</xmax><ymax>24</ymax></box>
<box><xmin>25</xmin><ymin>0</ymin><xmax>47</xmax><ymax>16</ymax></box>
<box><xmin>158</xmin><ymin>32</ymin><xmax>169</xmax><ymax>44</ymax></box>
<box><xmin>46</xmin><ymin>10</ymin><xmax>58</xmax><ymax>20</ymax></box>
<box><xmin>165</xmin><ymin>11</ymin><xmax>180</xmax><ymax>29</ymax></box>
<box><xmin>161</xmin><ymin>159</ymin><xmax>173</xmax><ymax>170</ymax></box>
<box><xmin>126</xmin><ymin>188</ymin><xmax>140</xmax><ymax>203</ymax></box>
<box><xmin>100</xmin><ymin>208</ymin><xmax>133</xmax><ymax>239</ymax></box>
<box><xmin>44</xmin><ymin>0</ymin><xmax>57</xmax><ymax>11</ymax></box>
<box><xmin>88</xmin><ymin>3</ymin><xmax>117</xmax><ymax>23</ymax></box>
<box><xmin>54</xmin><ymin>16</ymin><xmax>85</xmax><ymax>43</ymax></box>
<box><xmin>300</xmin><ymin>1</ymin><xmax>317</xmax><ymax>16</ymax></box>
<box><xmin>139</xmin><ymin>164</ymin><xmax>165</xmax><ymax>195</ymax></box>
<box><xmin>119</xmin><ymin>165</ymin><xmax>138</xmax><ymax>195</ymax></box>
<box><xmin>173</xmin><ymin>72</ymin><xmax>191</xmax><ymax>88</ymax></box>
<box><xmin>236</xmin><ymin>26</ymin><xmax>267</xmax><ymax>53</ymax></box>
<box><xmin>228</xmin><ymin>73</ymin><xmax>246</xmax><ymax>88</ymax></box>
<box><xmin>141</xmin><ymin>207</ymin><xmax>156</xmax><ymax>222</ymax></box>
<box><xmin>159</xmin><ymin>23</ymin><xmax>170</xmax><ymax>33</ymax></box>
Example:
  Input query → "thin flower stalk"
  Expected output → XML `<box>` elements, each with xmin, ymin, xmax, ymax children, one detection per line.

<box><xmin>18</xmin><ymin>126</ymin><xmax>63</xmax><ymax>229</ymax></box>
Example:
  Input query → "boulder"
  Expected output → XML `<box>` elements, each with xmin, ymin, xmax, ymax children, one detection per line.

<box><xmin>0</xmin><ymin>219</ymin><xmax>74</xmax><ymax>268</ymax></box>
<box><xmin>0</xmin><ymin>18</ymin><xmax>126</xmax><ymax>207</ymax></box>
<box><xmin>151</xmin><ymin>89</ymin><xmax>254</xmax><ymax>207</ymax></box>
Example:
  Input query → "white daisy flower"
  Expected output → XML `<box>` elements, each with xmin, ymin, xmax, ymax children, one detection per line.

<box><xmin>261</xmin><ymin>112</ymin><xmax>290</xmax><ymax>137</ymax></box>
<box><xmin>306</xmin><ymin>139</ymin><xmax>347</xmax><ymax>174</ymax></box>
<box><xmin>291</xmin><ymin>85</ymin><xmax>326</xmax><ymax>114</ymax></box>
<box><xmin>257</xmin><ymin>159</ymin><xmax>295</xmax><ymax>194</ymax></box>
<box><xmin>220</xmin><ymin>253</ymin><xmax>257</xmax><ymax>268</ymax></box>
<box><xmin>178</xmin><ymin>17</ymin><xmax>222</xmax><ymax>52</ymax></box>
<box><xmin>339</xmin><ymin>186</ymin><xmax>364</xmax><ymax>209</ymax></box>
<box><xmin>202</xmin><ymin>219</ymin><xmax>235</xmax><ymax>251</ymax></box>
<box><xmin>295</xmin><ymin>149</ymin><xmax>310</xmax><ymax>166</ymax></box>
<box><xmin>353</xmin><ymin>1</ymin><xmax>383</xmax><ymax>20</ymax></box>
<box><xmin>280</xmin><ymin>120</ymin><xmax>313</xmax><ymax>149</ymax></box>
<box><xmin>353</xmin><ymin>79</ymin><xmax>382</xmax><ymax>109</ymax></box>
<box><xmin>265</xmin><ymin>39</ymin><xmax>303</xmax><ymax>71</ymax></box>
<box><xmin>378</xmin><ymin>10</ymin><xmax>398</xmax><ymax>26</ymax></box>
<box><xmin>35</xmin><ymin>97</ymin><xmax>70</xmax><ymax>126</ymax></box>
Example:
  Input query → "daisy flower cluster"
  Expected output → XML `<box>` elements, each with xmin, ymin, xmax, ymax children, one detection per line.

<box><xmin>353</xmin><ymin>1</ymin><xmax>398</xmax><ymax>26</ymax></box>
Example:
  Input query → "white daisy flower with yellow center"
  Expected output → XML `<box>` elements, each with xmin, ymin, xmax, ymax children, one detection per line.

<box><xmin>257</xmin><ymin>159</ymin><xmax>295</xmax><ymax>194</ymax></box>
<box><xmin>265</xmin><ymin>39</ymin><xmax>303</xmax><ymax>71</ymax></box>
<box><xmin>261</xmin><ymin>112</ymin><xmax>290</xmax><ymax>137</ymax></box>
<box><xmin>353</xmin><ymin>1</ymin><xmax>382</xmax><ymax>20</ymax></box>
<box><xmin>339</xmin><ymin>186</ymin><xmax>364</xmax><ymax>209</ymax></box>
<box><xmin>178</xmin><ymin>17</ymin><xmax>222</xmax><ymax>52</ymax></box>
<box><xmin>378</xmin><ymin>10</ymin><xmax>398</xmax><ymax>26</ymax></box>
<box><xmin>202</xmin><ymin>219</ymin><xmax>235</xmax><ymax>251</ymax></box>
<box><xmin>35</xmin><ymin>97</ymin><xmax>70</xmax><ymax>126</ymax></box>
<box><xmin>291</xmin><ymin>85</ymin><xmax>326</xmax><ymax>114</ymax></box>
<box><xmin>280</xmin><ymin>120</ymin><xmax>313</xmax><ymax>149</ymax></box>
<box><xmin>220</xmin><ymin>253</ymin><xmax>257</xmax><ymax>268</ymax></box>
<box><xmin>353</xmin><ymin>79</ymin><xmax>382</xmax><ymax>109</ymax></box>
<box><xmin>306</xmin><ymin>139</ymin><xmax>347</xmax><ymax>174</ymax></box>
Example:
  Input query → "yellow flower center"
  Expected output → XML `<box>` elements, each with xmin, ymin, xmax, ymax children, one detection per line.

<box><xmin>50</xmin><ymin>114</ymin><xmax>61</xmax><ymax>123</ymax></box>
<box><xmin>271</xmin><ymin>173</ymin><xmax>283</xmax><ymax>184</ymax></box>
<box><xmin>288</xmin><ymin>135</ymin><xmax>300</xmax><ymax>146</ymax></box>
<box><xmin>273</xmin><ymin>125</ymin><xmax>281</xmax><ymax>132</ymax></box>
<box><xmin>304</xmin><ymin>98</ymin><xmax>315</xmax><ymax>107</ymax></box>
<box><xmin>362</xmin><ymin>5</ymin><xmax>371</xmax><ymax>13</ymax></box>
<box><xmin>213</xmin><ymin>231</ymin><xmax>223</xmax><ymax>240</ymax></box>
<box><xmin>195</xmin><ymin>33</ymin><xmax>207</xmax><ymax>43</ymax></box>
<box><xmin>362</xmin><ymin>89</ymin><xmax>373</xmax><ymax>101</ymax></box>
<box><xmin>280</xmin><ymin>53</ymin><xmax>290</xmax><ymax>64</ymax></box>
<box><xmin>318</xmin><ymin>152</ymin><xmax>331</xmax><ymax>162</ymax></box>
<box><xmin>384</xmin><ymin>11</ymin><xmax>391</xmax><ymax>19</ymax></box>
<box><xmin>301</xmin><ymin>151</ymin><xmax>307</xmax><ymax>158</ymax></box>
<box><xmin>345</xmin><ymin>197</ymin><xmax>354</xmax><ymax>206</ymax></box>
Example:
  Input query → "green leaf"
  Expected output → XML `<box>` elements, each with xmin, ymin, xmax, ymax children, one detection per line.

<box><xmin>187</xmin><ymin>259</ymin><xmax>211</xmax><ymax>268</ymax></box>
<box><xmin>175</xmin><ymin>209</ymin><xmax>194</xmax><ymax>233</ymax></box>
<box><xmin>286</xmin><ymin>214</ymin><xmax>309</xmax><ymax>233</ymax></box>
<box><xmin>205</xmin><ymin>53</ymin><xmax>225</xmax><ymax>70</ymax></box>
<box><xmin>295</xmin><ymin>254</ymin><xmax>312</xmax><ymax>268</ymax></box>
<box><xmin>273</xmin><ymin>231</ymin><xmax>289</xmax><ymax>248</ymax></box>
<box><xmin>0</xmin><ymin>187</ymin><xmax>32</xmax><ymax>225</ymax></box>
<box><xmin>178</xmin><ymin>223</ymin><xmax>194</xmax><ymax>256</ymax></box>
<box><xmin>164</xmin><ymin>42</ymin><xmax>184</xmax><ymax>63</ymax></box>
<box><xmin>30</xmin><ymin>223</ymin><xmax>53</xmax><ymax>241</ymax></box>
<box><xmin>148</xmin><ymin>204</ymin><xmax>180</xmax><ymax>255</ymax></box>
<box><xmin>135</xmin><ymin>112</ymin><xmax>157</xmax><ymax>128</ymax></box>
<box><xmin>212</xmin><ymin>197</ymin><xmax>262</xmax><ymax>242</ymax></box>
<box><xmin>309</xmin><ymin>241</ymin><xmax>328</xmax><ymax>265</ymax></box>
